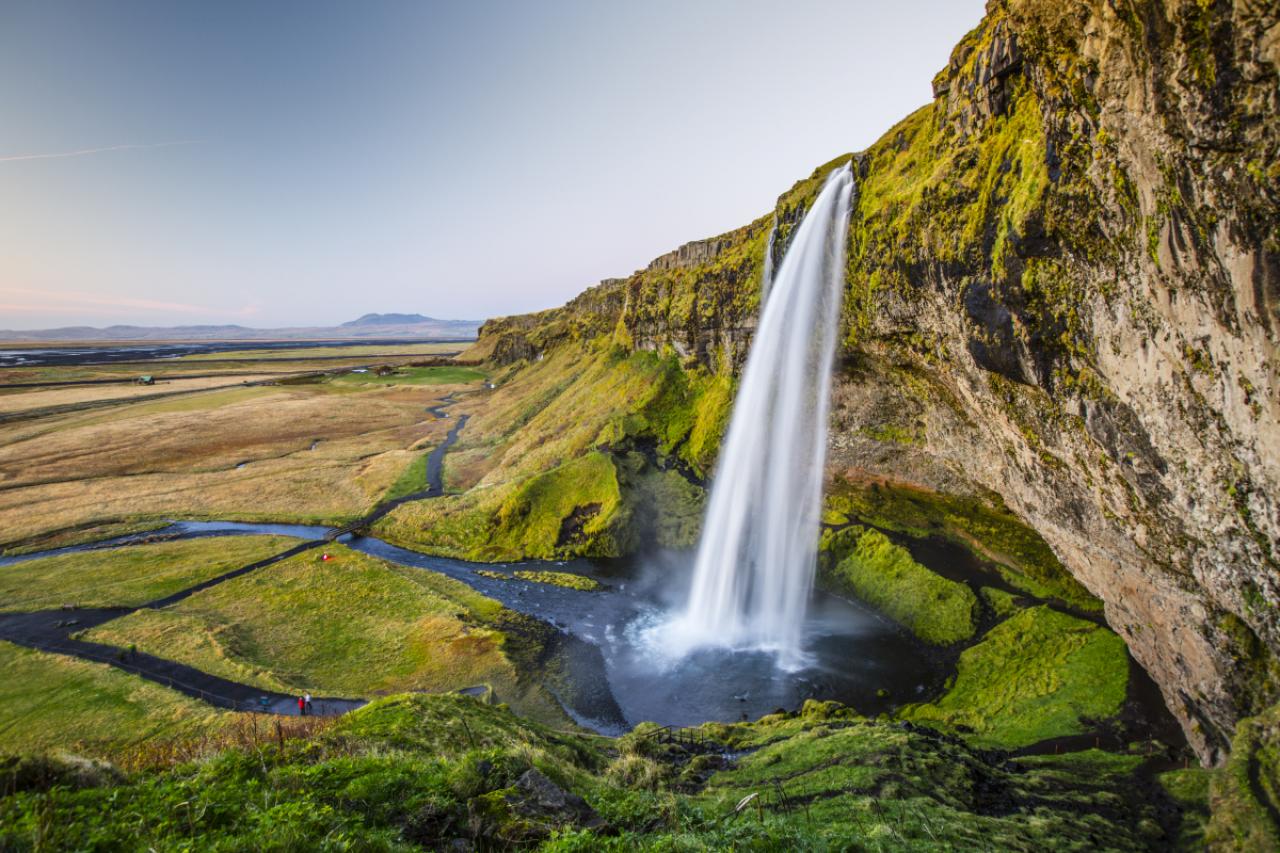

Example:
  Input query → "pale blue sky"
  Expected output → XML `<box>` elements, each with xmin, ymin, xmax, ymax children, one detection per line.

<box><xmin>0</xmin><ymin>1</ymin><xmax>984</xmax><ymax>329</ymax></box>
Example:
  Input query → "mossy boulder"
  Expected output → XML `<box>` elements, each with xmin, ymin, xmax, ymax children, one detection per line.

<box><xmin>1206</xmin><ymin>702</ymin><xmax>1280</xmax><ymax>850</ymax></box>
<box><xmin>822</xmin><ymin>527</ymin><xmax>978</xmax><ymax>645</ymax></box>
<box><xmin>901</xmin><ymin>605</ymin><xmax>1129</xmax><ymax>748</ymax></box>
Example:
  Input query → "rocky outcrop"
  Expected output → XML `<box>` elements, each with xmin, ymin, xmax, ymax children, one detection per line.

<box><xmin>647</xmin><ymin>236</ymin><xmax>738</xmax><ymax>272</ymax></box>
<box><xmin>469</xmin><ymin>0</ymin><xmax>1278</xmax><ymax>765</ymax></box>
<box><xmin>824</xmin><ymin>0</ymin><xmax>1279</xmax><ymax>765</ymax></box>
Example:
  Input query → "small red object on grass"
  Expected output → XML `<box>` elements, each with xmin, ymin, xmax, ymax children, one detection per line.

<box><xmin>321</xmin><ymin>553</ymin><xmax>331</xmax><ymax>562</ymax></box>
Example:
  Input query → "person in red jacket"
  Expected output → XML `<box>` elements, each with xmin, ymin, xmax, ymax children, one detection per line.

<box><xmin>298</xmin><ymin>695</ymin><xmax>306</xmax><ymax>716</ymax></box>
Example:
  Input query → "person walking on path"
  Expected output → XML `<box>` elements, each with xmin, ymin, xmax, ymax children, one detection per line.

<box><xmin>304</xmin><ymin>692</ymin><xmax>313</xmax><ymax>714</ymax></box>
<box><xmin>298</xmin><ymin>695</ymin><xmax>306</xmax><ymax>716</ymax></box>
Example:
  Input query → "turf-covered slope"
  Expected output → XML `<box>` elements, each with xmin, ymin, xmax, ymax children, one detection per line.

<box><xmin>462</xmin><ymin>0</ymin><xmax>1279</xmax><ymax>764</ymax></box>
<box><xmin>0</xmin><ymin>693</ymin><xmax>1214</xmax><ymax>850</ymax></box>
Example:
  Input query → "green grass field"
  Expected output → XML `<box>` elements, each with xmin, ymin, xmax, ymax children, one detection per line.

<box><xmin>83</xmin><ymin>543</ymin><xmax>562</xmax><ymax>721</ymax></box>
<box><xmin>381</xmin><ymin>452</ymin><xmax>431</xmax><ymax>502</ymax></box>
<box><xmin>331</xmin><ymin>366</ymin><xmax>485</xmax><ymax>386</ymax></box>
<box><xmin>0</xmin><ymin>641</ymin><xmax>227</xmax><ymax>755</ymax></box>
<box><xmin>0</xmin><ymin>536</ymin><xmax>296</xmax><ymax>612</ymax></box>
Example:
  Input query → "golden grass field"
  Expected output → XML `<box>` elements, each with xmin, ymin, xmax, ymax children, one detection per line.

<box><xmin>0</xmin><ymin>344</ymin><xmax>487</xmax><ymax>550</ymax></box>
<box><xmin>0</xmin><ymin>374</ymin><xmax>280</xmax><ymax>415</ymax></box>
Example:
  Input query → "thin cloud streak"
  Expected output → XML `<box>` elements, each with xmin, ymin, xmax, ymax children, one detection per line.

<box><xmin>0</xmin><ymin>141</ymin><xmax>199</xmax><ymax>163</ymax></box>
<box><xmin>1</xmin><ymin>286</ymin><xmax>235</xmax><ymax>316</ymax></box>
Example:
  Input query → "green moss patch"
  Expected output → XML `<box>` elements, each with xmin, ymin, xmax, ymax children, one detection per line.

<box><xmin>901</xmin><ymin>605</ymin><xmax>1129</xmax><ymax>748</ymax></box>
<box><xmin>1158</xmin><ymin>767</ymin><xmax>1212</xmax><ymax>849</ymax></box>
<box><xmin>1206</xmin><ymin>702</ymin><xmax>1280</xmax><ymax>850</ymax></box>
<box><xmin>511</xmin><ymin>570</ymin><xmax>601</xmax><ymax>591</ymax></box>
<box><xmin>616</xmin><ymin>452</ymin><xmax>705</xmax><ymax>549</ymax></box>
<box><xmin>981</xmin><ymin>586</ymin><xmax>1022</xmax><ymax>620</ymax></box>
<box><xmin>827</xmin><ymin>480</ymin><xmax>1100</xmax><ymax>612</ymax></box>
<box><xmin>821</xmin><ymin>526</ymin><xmax>977</xmax><ymax>645</ymax></box>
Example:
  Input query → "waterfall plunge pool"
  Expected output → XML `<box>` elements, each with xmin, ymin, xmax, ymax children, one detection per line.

<box><xmin>353</xmin><ymin>538</ymin><xmax>948</xmax><ymax>732</ymax></box>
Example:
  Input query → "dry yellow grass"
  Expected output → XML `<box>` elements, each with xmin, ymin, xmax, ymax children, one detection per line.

<box><xmin>0</xmin><ymin>381</ymin><xmax>471</xmax><ymax>549</ymax></box>
<box><xmin>177</xmin><ymin>341</ymin><xmax>465</xmax><ymax>361</ymax></box>
<box><xmin>0</xmin><ymin>374</ymin><xmax>279</xmax><ymax>415</ymax></box>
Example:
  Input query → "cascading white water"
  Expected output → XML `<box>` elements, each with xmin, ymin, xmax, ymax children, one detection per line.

<box><xmin>665</xmin><ymin>164</ymin><xmax>853</xmax><ymax>669</ymax></box>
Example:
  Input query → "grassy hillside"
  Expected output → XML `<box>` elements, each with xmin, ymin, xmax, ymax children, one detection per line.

<box><xmin>374</xmin><ymin>344</ymin><xmax>726</xmax><ymax>560</ymax></box>
<box><xmin>0</xmin><ymin>692</ymin><xmax>1215</xmax><ymax>850</ymax></box>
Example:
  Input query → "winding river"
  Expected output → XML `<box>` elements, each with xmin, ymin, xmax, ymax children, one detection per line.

<box><xmin>0</xmin><ymin>518</ymin><xmax>944</xmax><ymax>733</ymax></box>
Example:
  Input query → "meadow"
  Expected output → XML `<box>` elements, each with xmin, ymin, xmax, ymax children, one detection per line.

<box><xmin>0</xmin><ymin>345</ymin><xmax>487</xmax><ymax>552</ymax></box>
<box><xmin>82</xmin><ymin>543</ymin><xmax>563</xmax><ymax>722</ymax></box>
<box><xmin>0</xmin><ymin>536</ymin><xmax>294</xmax><ymax>611</ymax></box>
<box><xmin>0</xmin><ymin>641</ymin><xmax>229</xmax><ymax>755</ymax></box>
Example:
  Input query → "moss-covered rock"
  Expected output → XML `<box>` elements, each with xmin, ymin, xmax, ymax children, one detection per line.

<box><xmin>822</xmin><ymin>527</ymin><xmax>978</xmax><ymax>645</ymax></box>
<box><xmin>0</xmin><ymin>693</ymin><xmax>1207</xmax><ymax>851</ymax></box>
<box><xmin>981</xmin><ymin>585</ymin><xmax>1022</xmax><ymax>620</ymax></box>
<box><xmin>1206</xmin><ymin>702</ymin><xmax>1280</xmax><ymax>850</ymax></box>
<box><xmin>901</xmin><ymin>605</ymin><xmax>1129</xmax><ymax>748</ymax></box>
<box><xmin>826</xmin><ymin>480</ymin><xmax>1100</xmax><ymax>611</ymax></box>
<box><xmin>511</xmin><ymin>570</ymin><xmax>601</xmax><ymax>592</ymax></box>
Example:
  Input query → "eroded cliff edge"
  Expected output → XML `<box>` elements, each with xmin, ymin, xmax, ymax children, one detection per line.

<box><xmin>455</xmin><ymin>0</ymin><xmax>1278</xmax><ymax>765</ymax></box>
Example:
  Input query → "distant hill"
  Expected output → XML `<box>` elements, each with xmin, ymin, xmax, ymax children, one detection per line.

<box><xmin>0</xmin><ymin>314</ymin><xmax>481</xmax><ymax>343</ymax></box>
<box><xmin>341</xmin><ymin>313</ymin><xmax>436</xmax><ymax>327</ymax></box>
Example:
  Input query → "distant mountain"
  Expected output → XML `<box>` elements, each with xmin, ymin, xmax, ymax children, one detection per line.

<box><xmin>341</xmin><ymin>313</ymin><xmax>435</xmax><ymax>327</ymax></box>
<box><xmin>0</xmin><ymin>315</ymin><xmax>481</xmax><ymax>343</ymax></box>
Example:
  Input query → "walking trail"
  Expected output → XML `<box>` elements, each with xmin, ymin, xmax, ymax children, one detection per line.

<box><xmin>0</xmin><ymin>400</ymin><xmax>472</xmax><ymax>717</ymax></box>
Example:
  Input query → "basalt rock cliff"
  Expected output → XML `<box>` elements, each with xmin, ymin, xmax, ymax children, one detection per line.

<box><xmin>474</xmin><ymin>0</ymin><xmax>1278</xmax><ymax>766</ymax></box>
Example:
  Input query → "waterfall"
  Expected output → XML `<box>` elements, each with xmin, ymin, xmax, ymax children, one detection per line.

<box><xmin>666</xmin><ymin>164</ymin><xmax>853</xmax><ymax>669</ymax></box>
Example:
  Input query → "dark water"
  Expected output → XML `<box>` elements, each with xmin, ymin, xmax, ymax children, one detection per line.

<box><xmin>0</xmin><ymin>339</ymin><xmax>468</xmax><ymax>368</ymax></box>
<box><xmin>2</xmin><ymin>520</ymin><xmax>945</xmax><ymax>733</ymax></box>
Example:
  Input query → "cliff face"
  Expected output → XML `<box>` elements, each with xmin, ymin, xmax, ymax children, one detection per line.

<box><xmin>472</xmin><ymin>0</ymin><xmax>1278</xmax><ymax>764</ymax></box>
<box><xmin>830</xmin><ymin>0</ymin><xmax>1279</xmax><ymax>765</ymax></box>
